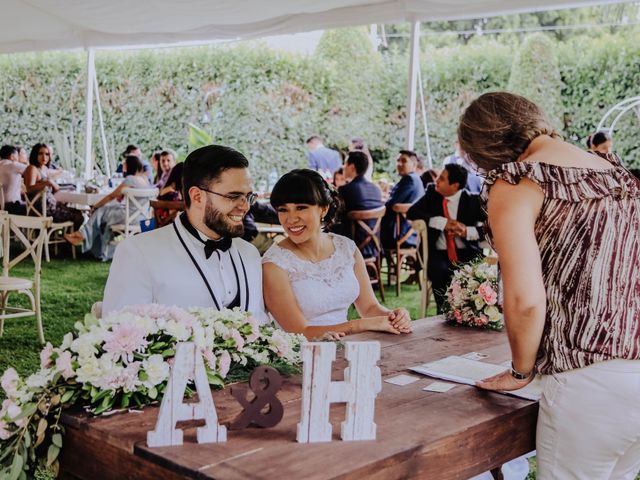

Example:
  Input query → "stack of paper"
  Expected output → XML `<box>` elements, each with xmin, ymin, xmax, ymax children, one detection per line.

<box><xmin>409</xmin><ymin>355</ymin><xmax>542</xmax><ymax>401</ymax></box>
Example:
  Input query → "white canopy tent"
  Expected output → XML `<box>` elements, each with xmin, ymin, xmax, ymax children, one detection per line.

<box><xmin>1</xmin><ymin>0</ymin><xmax>631</xmax><ymax>176</ymax></box>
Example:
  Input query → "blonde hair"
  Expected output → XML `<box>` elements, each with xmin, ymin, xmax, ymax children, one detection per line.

<box><xmin>458</xmin><ymin>92</ymin><xmax>560</xmax><ymax>171</ymax></box>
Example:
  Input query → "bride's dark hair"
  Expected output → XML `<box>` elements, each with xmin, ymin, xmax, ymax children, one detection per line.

<box><xmin>270</xmin><ymin>169</ymin><xmax>343</xmax><ymax>230</ymax></box>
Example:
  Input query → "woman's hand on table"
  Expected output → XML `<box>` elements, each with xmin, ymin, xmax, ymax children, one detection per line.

<box><xmin>388</xmin><ymin>308</ymin><xmax>412</xmax><ymax>333</ymax></box>
<box><xmin>312</xmin><ymin>331</ymin><xmax>345</xmax><ymax>342</ymax></box>
<box><xmin>476</xmin><ymin>369</ymin><xmax>534</xmax><ymax>392</ymax></box>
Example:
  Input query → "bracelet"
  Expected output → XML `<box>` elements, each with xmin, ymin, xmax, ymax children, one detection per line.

<box><xmin>510</xmin><ymin>362</ymin><xmax>534</xmax><ymax>381</ymax></box>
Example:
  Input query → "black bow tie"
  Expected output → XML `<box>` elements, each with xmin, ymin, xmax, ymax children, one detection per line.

<box><xmin>204</xmin><ymin>237</ymin><xmax>232</xmax><ymax>258</ymax></box>
<box><xmin>179</xmin><ymin>213</ymin><xmax>232</xmax><ymax>258</ymax></box>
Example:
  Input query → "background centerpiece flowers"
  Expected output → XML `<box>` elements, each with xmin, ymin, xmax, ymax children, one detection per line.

<box><xmin>443</xmin><ymin>258</ymin><xmax>503</xmax><ymax>331</ymax></box>
<box><xmin>0</xmin><ymin>305</ymin><xmax>305</xmax><ymax>479</ymax></box>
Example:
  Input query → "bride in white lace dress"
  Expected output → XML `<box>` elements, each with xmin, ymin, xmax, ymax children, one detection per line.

<box><xmin>262</xmin><ymin>169</ymin><xmax>412</xmax><ymax>339</ymax></box>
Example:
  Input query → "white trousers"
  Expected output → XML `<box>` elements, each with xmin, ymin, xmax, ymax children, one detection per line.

<box><xmin>536</xmin><ymin>359</ymin><xmax>640</xmax><ymax>480</ymax></box>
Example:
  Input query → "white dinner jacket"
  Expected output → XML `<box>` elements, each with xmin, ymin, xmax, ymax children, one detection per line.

<box><xmin>102</xmin><ymin>219</ymin><xmax>268</xmax><ymax>324</ymax></box>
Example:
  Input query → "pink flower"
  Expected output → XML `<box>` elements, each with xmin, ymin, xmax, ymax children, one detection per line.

<box><xmin>1</xmin><ymin>368</ymin><xmax>19</xmax><ymax>399</ymax></box>
<box><xmin>453</xmin><ymin>309</ymin><xmax>463</xmax><ymax>323</ymax></box>
<box><xmin>245</xmin><ymin>316</ymin><xmax>260</xmax><ymax>343</ymax></box>
<box><xmin>40</xmin><ymin>343</ymin><xmax>54</xmax><ymax>369</ymax></box>
<box><xmin>202</xmin><ymin>349</ymin><xmax>217</xmax><ymax>370</ymax></box>
<box><xmin>478</xmin><ymin>282</ymin><xmax>498</xmax><ymax>306</ymax></box>
<box><xmin>0</xmin><ymin>420</ymin><xmax>12</xmax><ymax>440</ymax></box>
<box><xmin>451</xmin><ymin>281</ymin><xmax>462</xmax><ymax>299</ymax></box>
<box><xmin>270</xmin><ymin>331</ymin><xmax>291</xmax><ymax>358</ymax></box>
<box><xmin>229</xmin><ymin>328</ymin><xmax>245</xmax><ymax>350</ymax></box>
<box><xmin>55</xmin><ymin>351</ymin><xmax>76</xmax><ymax>380</ymax></box>
<box><xmin>218</xmin><ymin>351</ymin><xmax>231</xmax><ymax>378</ymax></box>
<box><xmin>104</xmin><ymin>324</ymin><xmax>149</xmax><ymax>363</ymax></box>
<box><xmin>474</xmin><ymin>315</ymin><xmax>489</xmax><ymax>327</ymax></box>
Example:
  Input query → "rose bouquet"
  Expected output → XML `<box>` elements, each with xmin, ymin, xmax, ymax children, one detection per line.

<box><xmin>0</xmin><ymin>305</ymin><xmax>305</xmax><ymax>479</ymax></box>
<box><xmin>443</xmin><ymin>258</ymin><xmax>503</xmax><ymax>330</ymax></box>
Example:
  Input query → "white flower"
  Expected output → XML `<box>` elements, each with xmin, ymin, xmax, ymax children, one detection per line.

<box><xmin>25</xmin><ymin>369</ymin><xmax>54</xmax><ymax>389</ymax></box>
<box><xmin>75</xmin><ymin>355</ymin><xmax>103</xmax><ymax>385</ymax></box>
<box><xmin>60</xmin><ymin>332</ymin><xmax>74</xmax><ymax>351</ymax></box>
<box><xmin>485</xmin><ymin>305</ymin><xmax>502</xmax><ymax>323</ymax></box>
<box><xmin>141</xmin><ymin>355</ymin><xmax>170</xmax><ymax>388</ymax></box>
<box><xmin>164</xmin><ymin>319</ymin><xmax>191</xmax><ymax>341</ymax></box>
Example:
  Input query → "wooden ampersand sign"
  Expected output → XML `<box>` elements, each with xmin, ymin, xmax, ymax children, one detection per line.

<box><xmin>297</xmin><ymin>341</ymin><xmax>381</xmax><ymax>443</ymax></box>
<box><xmin>228</xmin><ymin>366</ymin><xmax>284</xmax><ymax>430</ymax></box>
<box><xmin>147</xmin><ymin>342</ymin><xmax>227</xmax><ymax>447</ymax></box>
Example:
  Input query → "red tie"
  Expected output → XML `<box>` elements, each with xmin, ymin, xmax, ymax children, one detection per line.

<box><xmin>442</xmin><ymin>198</ymin><xmax>458</xmax><ymax>264</ymax></box>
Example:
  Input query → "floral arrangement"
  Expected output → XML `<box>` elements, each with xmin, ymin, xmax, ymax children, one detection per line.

<box><xmin>0</xmin><ymin>305</ymin><xmax>305</xmax><ymax>479</ymax></box>
<box><xmin>444</xmin><ymin>258</ymin><xmax>503</xmax><ymax>330</ymax></box>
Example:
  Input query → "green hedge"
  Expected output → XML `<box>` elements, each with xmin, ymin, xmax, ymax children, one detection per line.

<box><xmin>0</xmin><ymin>28</ymin><xmax>638</xmax><ymax>184</ymax></box>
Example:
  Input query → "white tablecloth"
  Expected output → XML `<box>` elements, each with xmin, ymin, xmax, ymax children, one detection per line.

<box><xmin>54</xmin><ymin>191</ymin><xmax>109</xmax><ymax>206</ymax></box>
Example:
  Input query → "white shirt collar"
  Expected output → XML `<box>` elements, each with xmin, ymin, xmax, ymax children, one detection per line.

<box><xmin>445</xmin><ymin>189</ymin><xmax>463</xmax><ymax>203</ymax></box>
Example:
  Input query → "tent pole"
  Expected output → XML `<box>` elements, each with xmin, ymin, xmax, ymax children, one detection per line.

<box><xmin>93</xmin><ymin>65</ymin><xmax>110</xmax><ymax>178</ymax></box>
<box><xmin>404</xmin><ymin>21</ymin><xmax>420</xmax><ymax>150</ymax></box>
<box><xmin>83</xmin><ymin>49</ymin><xmax>95</xmax><ymax>180</ymax></box>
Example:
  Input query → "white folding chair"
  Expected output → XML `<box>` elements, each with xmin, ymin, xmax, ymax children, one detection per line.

<box><xmin>24</xmin><ymin>185</ymin><xmax>75</xmax><ymax>261</ymax></box>
<box><xmin>0</xmin><ymin>213</ymin><xmax>52</xmax><ymax>343</ymax></box>
<box><xmin>111</xmin><ymin>187</ymin><xmax>159</xmax><ymax>238</ymax></box>
<box><xmin>410</xmin><ymin>219</ymin><xmax>433</xmax><ymax>318</ymax></box>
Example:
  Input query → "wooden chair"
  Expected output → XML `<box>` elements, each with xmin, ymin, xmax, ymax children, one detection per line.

<box><xmin>386</xmin><ymin>203</ymin><xmax>417</xmax><ymax>296</ymax></box>
<box><xmin>111</xmin><ymin>187</ymin><xmax>159</xmax><ymax>237</ymax></box>
<box><xmin>410</xmin><ymin>219</ymin><xmax>433</xmax><ymax>318</ymax></box>
<box><xmin>0</xmin><ymin>213</ymin><xmax>52</xmax><ymax>343</ymax></box>
<box><xmin>150</xmin><ymin>199</ymin><xmax>185</xmax><ymax>229</ymax></box>
<box><xmin>347</xmin><ymin>206</ymin><xmax>386</xmax><ymax>302</ymax></box>
<box><xmin>23</xmin><ymin>185</ymin><xmax>75</xmax><ymax>261</ymax></box>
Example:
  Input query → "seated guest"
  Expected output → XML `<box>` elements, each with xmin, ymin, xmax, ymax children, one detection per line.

<box><xmin>0</xmin><ymin>145</ymin><xmax>27</xmax><ymax>214</ymax></box>
<box><xmin>156</xmin><ymin>163</ymin><xmax>185</xmax><ymax>227</ymax></box>
<box><xmin>348</xmin><ymin>136</ymin><xmax>374</xmax><ymax>180</ymax></box>
<box><xmin>149</xmin><ymin>151</ymin><xmax>161</xmax><ymax>181</ymax></box>
<box><xmin>337</xmin><ymin>151</ymin><xmax>384</xmax><ymax>258</ymax></box>
<box><xmin>14</xmin><ymin>145</ymin><xmax>28</xmax><ymax>165</ymax></box>
<box><xmin>333</xmin><ymin>168</ymin><xmax>346</xmax><ymax>188</ymax></box>
<box><xmin>262</xmin><ymin>169</ymin><xmax>412</xmax><ymax>339</ymax></box>
<box><xmin>23</xmin><ymin>143</ymin><xmax>84</xmax><ymax>229</ymax></box>
<box><xmin>420</xmin><ymin>168</ymin><xmax>438</xmax><ymax>189</ymax></box>
<box><xmin>243</xmin><ymin>201</ymin><xmax>280</xmax><ymax>254</ymax></box>
<box><xmin>442</xmin><ymin>140</ymin><xmax>483</xmax><ymax>194</ymax></box>
<box><xmin>380</xmin><ymin>150</ymin><xmax>425</xmax><ymax>249</ymax></box>
<box><xmin>64</xmin><ymin>155</ymin><xmax>151</xmax><ymax>261</ymax></box>
<box><xmin>115</xmin><ymin>144</ymin><xmax>153</xmax><ymax>182</ymax></box>
<box><xmin>407</xmin><ymin>163</ymin><xmax>486</xmax><ymax>313</ymax></box>
<box><xmin>154</xmin><ymin>150</ymin><xmax>177</xmax><ymax>188</ymax></box>
<box><xmin>589</xmin><ymin>131</ymin><xmax>613</xmax><ymax>155</ymax></box>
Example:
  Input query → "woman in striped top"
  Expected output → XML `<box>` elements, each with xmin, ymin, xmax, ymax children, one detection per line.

<box><xmin>459</xmin><ymin>92</ymin><xmax>640</xmax><ymax>479</ymax></box>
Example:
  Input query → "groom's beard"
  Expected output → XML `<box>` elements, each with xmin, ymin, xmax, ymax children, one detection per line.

<box><xmin>203</xmin><ymin>199</ymin><xmax>245</xmax><ymax>238</ymax></box>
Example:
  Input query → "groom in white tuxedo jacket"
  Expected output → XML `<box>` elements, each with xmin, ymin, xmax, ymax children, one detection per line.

<box><xmin>102</xmin><ymin>145</ymin><xmax>268</xmax><ymax>324</ymax></box>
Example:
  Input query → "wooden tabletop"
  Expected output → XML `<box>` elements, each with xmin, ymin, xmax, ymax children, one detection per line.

<box><xmin>59</xmin><ymin>317</ymin><xmax>537</xmax><ymax>480</ymax></box>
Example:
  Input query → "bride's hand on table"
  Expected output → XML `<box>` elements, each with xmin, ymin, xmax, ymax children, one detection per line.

<box><xmin>388</xmin><ymin>308</ymin><xmax>412</xmax><ymax>333</ymax></box>
<box><xmin>312</xmin><ymin>331</ymin><xmax>345</xmax><ymax>342</ymax></box>
<box><xmin>476</xmin><ymin>369</ymin><xmax>534</xmax><ymax>392</ymax></box>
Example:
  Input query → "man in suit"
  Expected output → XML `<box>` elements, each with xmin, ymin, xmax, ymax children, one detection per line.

<box><xmin>442</xmin><ymin>141</ymin><xmax>483</xmax><ymax>194</ymax></box>
<box><xmin>305</xmin><ymin>135</ymin><xmax>342</xmax><ymax>176</ymax></box>
<box><xmin>408</xmin><ymin>163</ymin><xmax>486</xmax><ymax>313</ymax></box>
<box><xmin>337</xmin><ymin>151</ymin><xmax>384</xmax><ymax>258</ymax></box>
<box><xmin>381</xmin><ymin>150</ymin><xmax>425</xmax><ymax>249</ymax></box>
<box><xmin>103</xmin><ymin>145</ymin><xmax>268</xmax><ymax>323</ymax></box>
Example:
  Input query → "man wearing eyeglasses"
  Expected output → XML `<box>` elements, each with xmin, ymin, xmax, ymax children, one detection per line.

<box><xmin>102</xmin><ymin>145</ymin><xmax>268</xmax><ymax>324</ymax></box>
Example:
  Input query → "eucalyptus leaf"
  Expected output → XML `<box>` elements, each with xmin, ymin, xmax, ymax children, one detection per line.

<box><xmin>8</xmin><ymin>453</ymin><xmax>23</xmax><ymax>480</ymax></box>
<box><xmin>46</xmin><ymin>445</ymin><xmax>60</xmax><ymax>467</ymax></box>
<box><xmin>51</xmin><ymin>433</ymin><xmax>63</xmax><ymax>448</ymax></box>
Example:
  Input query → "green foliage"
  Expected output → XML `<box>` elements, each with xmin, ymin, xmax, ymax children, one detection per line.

<box><xmin>0</xmin><ymin>26</ymin><xmax>638</xmax><ymax>185</ymax></box>
<box><xmin>508</xmin><ymin>33</ymin><xmax>564</xmax><ymax>131</ymax></box>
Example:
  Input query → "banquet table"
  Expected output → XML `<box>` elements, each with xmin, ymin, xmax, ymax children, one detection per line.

<box><xmin>59</xmin><ymin>316</ymin><xmax>537</xmax><ymax>480</ymax></box>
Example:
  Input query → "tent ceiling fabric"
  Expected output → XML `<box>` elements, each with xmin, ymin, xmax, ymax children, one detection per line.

<box><xmin>0</xmin><ymin>0</ymin><xmax>630</xmax><ymax>53</ymax></box>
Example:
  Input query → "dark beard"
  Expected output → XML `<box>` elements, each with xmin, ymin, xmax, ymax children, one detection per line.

<box><xmin>203</xmin><ymin>199</ymin><xmax>244</xmax><ymax>238</ymax></box>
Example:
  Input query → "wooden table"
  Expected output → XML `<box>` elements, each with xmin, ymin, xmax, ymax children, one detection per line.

<box><xmin>59</xmin><ymin>317</ymin><xmax>537</xmax><ymax>479</ymax></box>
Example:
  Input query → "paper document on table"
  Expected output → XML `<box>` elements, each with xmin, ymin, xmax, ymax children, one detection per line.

<box><xmin>409</xmin><ymin>355</ymin><xmax>542</xmax><ymax>401</ymax></box>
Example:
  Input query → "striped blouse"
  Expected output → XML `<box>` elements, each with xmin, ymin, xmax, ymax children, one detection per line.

<box><xmin>483</xmin><ymin>154</ymin><xmax>640</xmax><ymax>375</ymax></box>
